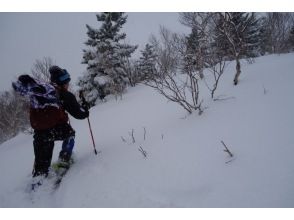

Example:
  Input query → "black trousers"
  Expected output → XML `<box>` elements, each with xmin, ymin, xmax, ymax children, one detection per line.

<box><xmin>33</xmin><ymin>123</ymin><xmax>75</xmax><ymax>176</ymax></box>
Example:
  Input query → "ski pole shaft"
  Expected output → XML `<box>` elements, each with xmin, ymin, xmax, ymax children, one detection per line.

<box><xmin>87</xmin><ymin>117</ymin><xmax>98</xmax><ymax>155</ymax></box>
<box><xmin>79</xmin><ymin>90</ymin><xmax>98</xmax><ymax>155</ymax></box>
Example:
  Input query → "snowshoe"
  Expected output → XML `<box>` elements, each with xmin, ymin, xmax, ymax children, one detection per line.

<box><xmin>51</xmin><ymin>156</ymin><xmax>75</xmax><ymax>189</ymax></box>
<box><xmin>31</xmin><ymin>174</ymin><xmax>47</xmax><ymax>191</ymax></box>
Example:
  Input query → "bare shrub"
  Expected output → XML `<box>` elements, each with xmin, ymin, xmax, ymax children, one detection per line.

<box><xmin>31</xmin><ymin>56</ymin><xmax>54</xmax><ymax>83</ymax></box>
<box><xmin>144</xmin><ymin>27</ymin><xmax>203</xmax><ymax>115</ymax></box>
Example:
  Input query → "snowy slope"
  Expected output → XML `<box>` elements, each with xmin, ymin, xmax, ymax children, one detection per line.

<box><xmin>0</xmin><ymin>53</ymin><xmax>294</xmax><ymax>207</ymax></box>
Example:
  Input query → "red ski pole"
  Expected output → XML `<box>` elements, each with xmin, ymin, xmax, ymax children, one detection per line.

<box><xmin>79</xmin><ymin>91</ymin><xmax>98</xmax><ymax>155</ymax></box>
<box><xmin>87</xmin><ymin>116</ymin><xmax>98</xmax><ymax>155</ymax></box>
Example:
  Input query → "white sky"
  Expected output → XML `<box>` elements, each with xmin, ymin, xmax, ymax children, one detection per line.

<box><xmin>1</xmin><ymin>0</ymin><xmax>293</xmax><ymax>92</ymax></box>
<box><xmin>0</xmin><ymin>12</ymin><xmax>189</xmax><ymax>91</ymax></box>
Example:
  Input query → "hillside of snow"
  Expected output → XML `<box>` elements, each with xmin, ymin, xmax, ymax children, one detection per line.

<box><xmin>0</xmin><ymin>53</ymin><xmax>294</xmax><ymax>207</ymax></box>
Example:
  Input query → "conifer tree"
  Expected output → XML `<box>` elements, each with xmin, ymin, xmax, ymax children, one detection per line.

<box><xmin>78</xmin><ymin>12</ymin><xmax>137</xmax><ymax>105</ymax></box>
<box><xmin>258</xmin><ymin>16</ymin><xmax>272</xmax><ymax>55</ymax></box>
<box><xmin>137</xmin><ymin>43</ymin><xmax>158</xmax><ymax>81</ymax></box>
<box><xmin>287</xmin><ymin>25</ymin><xmax>294</xmax><ymax>51</ymax></box>
<box><xmin>183</xmin><ymin>26</ymin><xmax>203</xmax><ymax>77</ymax></box>
<box><xmin>180</xmin><ymin>13</ymin><xmax>214</xmax><ymax>79</ymax></box>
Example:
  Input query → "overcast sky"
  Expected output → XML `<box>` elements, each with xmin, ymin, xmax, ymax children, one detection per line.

<box><xmin>0</xmin><ymin>12</ymin><xmax>189</xmax><ymax>91</ymax></box>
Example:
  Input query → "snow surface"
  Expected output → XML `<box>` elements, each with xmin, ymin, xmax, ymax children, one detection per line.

<box><xmin>0</xmin><ymin>53</ymin><xmax>294</xmax><ymax>208</ymax></box>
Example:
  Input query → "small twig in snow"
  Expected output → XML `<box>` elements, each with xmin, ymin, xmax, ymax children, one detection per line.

<box><xmin>121</xmin><ymin>136</ymin><xmax>127</xmax><ymax>143</ymax></box>
<box><xmin>225</xmin><ymin>158</ymin><xmax>235</xmax><ymax>164</ymax></box>
<box><xmin>138</xmin><ymin>146</ymin><xmax>147</xmax><ymax>158</ymax></box>
<box><xmin>143</xmin><ymin>127</ymin><xmax>146</xmax><ymax>141</ymax></box>
<box><xmin>221</xmin><ymin>140</ymin><xmax>234</xmax><ymax>157</ymax></box>
<box><xmin>213</xmin><ymin>95</ymin><xmax>236</xmax><ymax>102</ymax></box>
<box><xmin>129</xmin><ymin>129</ymin><xmax>135</xmax><ymax>143</ymax></box>
<box><xmin>263</xmin><ymin>85</ymin><xmax>267</xmax><ymax>95</ymax></box>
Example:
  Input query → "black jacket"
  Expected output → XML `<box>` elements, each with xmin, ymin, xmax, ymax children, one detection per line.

<box><xmin>58</xmin><ymin>89</ymin><xmax>89</xmax><ymax>119</ymax></box>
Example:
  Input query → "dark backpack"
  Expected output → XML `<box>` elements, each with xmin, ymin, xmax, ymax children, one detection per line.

<box><xmin>12</xmin><ymin>75</ymin><xmax>68</xmax><ymax>130</ymax></box>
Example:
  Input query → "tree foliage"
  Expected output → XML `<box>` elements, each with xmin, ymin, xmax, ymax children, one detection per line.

<box><xmin>78</xmin><ymin>12</ymin><xmax>137</xmax><ymax>105</ymax></box>
<box><xmin>0</xmin><ymin>90</ymin><xmax>29</xmax><ymax>144</ymax></box>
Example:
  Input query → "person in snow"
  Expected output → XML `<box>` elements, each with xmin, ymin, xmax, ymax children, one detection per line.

<box><xmin>12</xmin><ymin>66</ymin><xmax>89</xmax><ymax>178</ymax></box>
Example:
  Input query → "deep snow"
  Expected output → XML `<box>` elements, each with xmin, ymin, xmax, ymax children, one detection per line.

<box><xmin>0</xmin><ymin>53</ymin><xmax>294</xmax><ymax>208</ymax></box>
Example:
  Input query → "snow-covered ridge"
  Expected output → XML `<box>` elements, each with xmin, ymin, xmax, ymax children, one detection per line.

<box><xmin>1</xmin><ymin>53</ymin><xmax>294</xmax><ymax>207</ymax></box>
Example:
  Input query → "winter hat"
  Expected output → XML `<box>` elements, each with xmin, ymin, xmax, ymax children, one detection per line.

<box><xmin>49</xmin><ymin>65</ymin><xmax>71</xmax><ymax>85</ymax></box>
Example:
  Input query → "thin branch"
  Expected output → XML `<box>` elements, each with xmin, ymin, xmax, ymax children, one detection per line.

<box><xmin>129</xmin><ymin>129</ymin><xmax>135</xmax><ymax>143</ymax></box>
<box><xmin>263</xmin><ymin>85</ymin><xmax>267</xmax><ymax>95</ymax></box>
<box><xmin>225</xmin><ymin>158</ymin><xmax>235</xmax><ymax>164</ymax></box>
<box><xmin>213</xmin><ymin>95</ymin><xmax>236</xmax><ymax>101</ymax></box>
<box><xmin>138</xmin><ymin>146</ymin><xmax>147</xmax><ymax>158</ymax></box>
<box><xmin>221</xmin><ymin>140</ymin><xmax>234</xmax><ymax>157</ymax></box>
<box><xmin>121</xmin><ymin>136</ymin><xmax>127</xmax><ymax>143</ymax></box>
<box><xmin>143</xmin><ymin>127</ymin><xmax>146</xmax><ymax>141</ymax></box>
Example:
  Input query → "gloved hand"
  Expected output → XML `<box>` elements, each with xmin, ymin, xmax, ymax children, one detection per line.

<box><xmin>79</xmin><ymin>90</ymin><xmax>90</xmax><ymax>111</ymax></box>
<box><xmin>81</xmin><ymin>100</ymin><xmax>90</xmax><ymax>111</ymax></box>
<box><xmin>83</xmin><ymin>107</ymin><xmax>89</xmax><ymax>118</ymax></box>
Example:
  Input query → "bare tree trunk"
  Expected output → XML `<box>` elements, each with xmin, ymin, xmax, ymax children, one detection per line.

<box><xmin>198</xmin><ymin>48</ymin><xmax>204</xmax><ymax>79</ymax></box>
<box><xmin>233</xmin><ymin>57</ymin><xmax>241</xmax><ymax>85</ymax></box>
<box><xmin>211</xmin><ymin>83</ymin><xmax>216</xmax><ymax>99</ymax></box>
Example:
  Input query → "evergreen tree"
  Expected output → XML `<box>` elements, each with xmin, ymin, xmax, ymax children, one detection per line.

<box><xmin>215</xmin><ymin>12</ymin><xmax>261</xmax><ymax>85</ymax></box>
<box><xmin>137</xmin><ymin>43</ymin><xmax>158</xmax><ymax>81</ymax></box>
<box><xmin>180</xmin><ymin>13</ymin><xmax>214</xmax><ymax>79</ymax></box>
<box><xmin>287</xmin><ymin>25</ymin><xmax>294</xmax><ymax>51</ymax></box>
<box><xmin>183</xmin><ymin>26</ymin><xmax>204</xmax><ymax>77</ymax></box>
<box><xmin>78</xmin><ymin>12</ymin><xmax>137</xmax><ymax>105</ymax></box>
<box><xmin>258</xmin><ymin>16</ymin><xmax>273</xmax><ymax>55</ymax></box>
